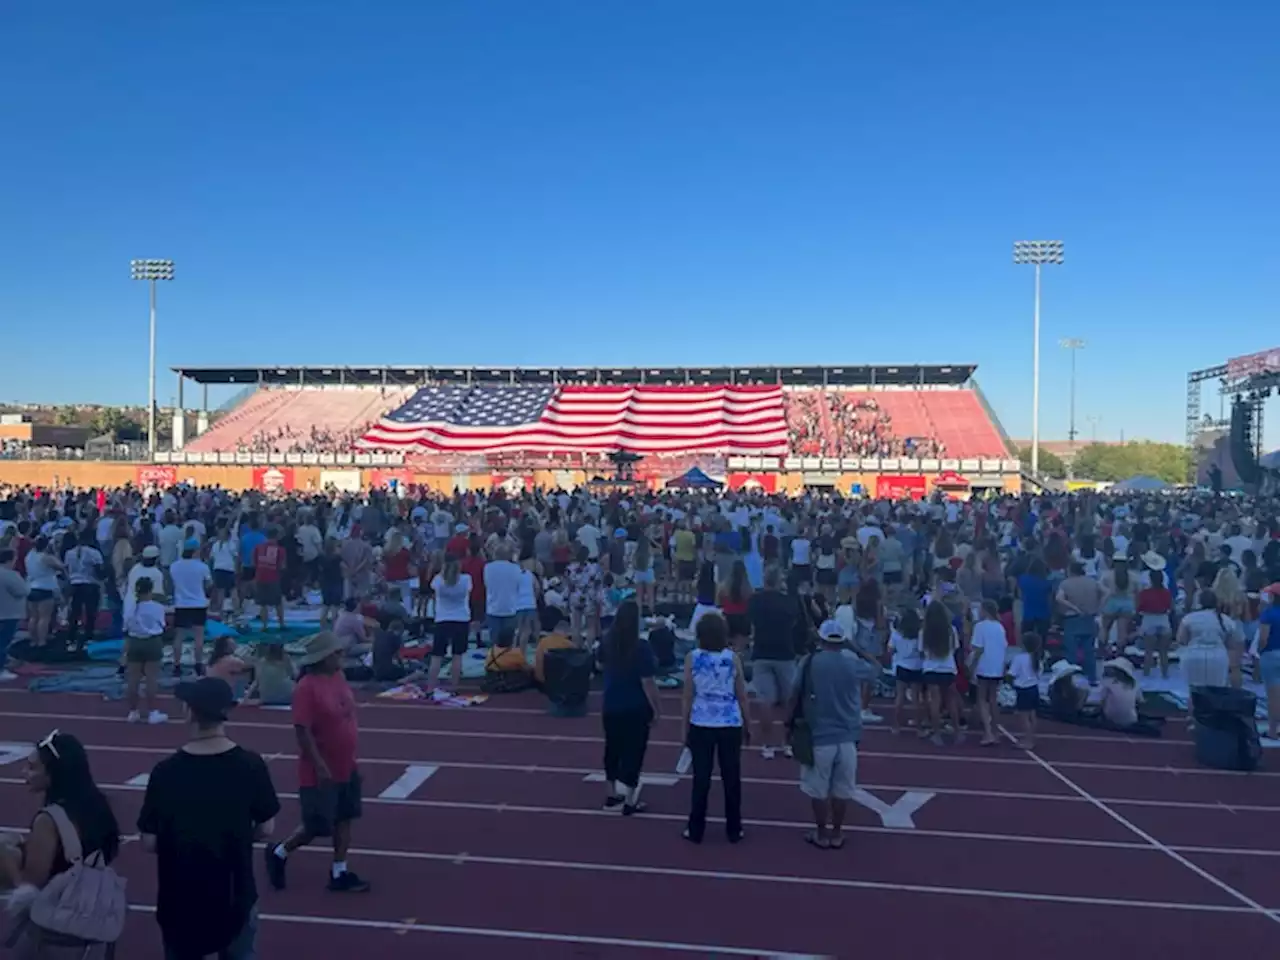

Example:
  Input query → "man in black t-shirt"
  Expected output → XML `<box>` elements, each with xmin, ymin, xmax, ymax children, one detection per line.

<box><xmin>139</xmin><ymin>678</ymin><xmax>280</xmax><ymax>960</ymax></box>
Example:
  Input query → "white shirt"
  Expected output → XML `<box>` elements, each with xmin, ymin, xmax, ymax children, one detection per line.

<box><xmin>210</xmin><ymin>538</ymin><xmax>238</xmax><ymax>572</ymax></box>
<box><xmin>921</xmin><ymin>629</ymin><xmax>959</xmax><ymax>674</ymax></box>
<box><xmin>889</xmin><ymin>629</ymin><xmax>923</xmax><ymax>672</ymax></box>
<box><xmin>26</xmin><ymin>553</ymin><xmax>60</xmax><ymax>592</ymax></box>
<box><xmin>484</xmin><ymin>560</ymin><xmax>523</xmax><ymax>617</ymax></box>
<box><xmin>431</xmin><ymin>510</ymin><xmax>454</xmax><ymax>540</ymax></box>
<box><xmin>170</xmin><ymin>557</ymin><xmax>211</xmax><ymax>609</ymax></box>
<box><xmin>833</xmin><ymin>604</ymin><xmax>855</xmax><ymax>641</ymax></box>
<box><xmin>970</xmin><ymin>619</ymin><xmax>1009</xmax><ymax>679</ymax></box>
<box><xmin>95</xmin><ymin>516</ymin><xmax>115</xmax><ymax>543</ymax></box>
<box><xmin>515</xmin><ymin>568</ymin><xmax>536</xmax><ymax>611</ymax></box>
<box><xmin>157</xmin><ymin>525</ymin><xmax>184</xmax><ymax>567</ymax></box>
<box><xmin>1008</xmin><ymin>650</ymin><xmax>1039</xmax><ymax>689</ymax></box>
<box><xmin>65</xmin><ymin>546</ymin><xmax>103</xmax><ymax>586</ymax></box>
<box><xmin>1224</xmin><ymin>535</ymin><xmax>1253</xmax><ymax>566</ymax></box>
<box><xmin>855</xmin><ymin>525</ymin><xmax>881</xmax><ymax>549</ymax></box>
<box><xmin>126</xmin><ymin>599</ymin><xmax>167</xmax><ymax>638</ymax></box>
<box><xmin>124</xmin><ymin>564</ymin><xmax>165</xmax><ymax>619</ymax></box>
<box><xmin>790</xmin><ymin>538</ymin><xmax>811</xmax><ymax>565</ymax></box>
<box><xmin>576</xmin><ymin>524</ymin><xmax>601</xmax><ymax>560</ymax></box>
<box><xmin>431</xmin><ymin>573</ymin><xmax>472</xmax><ymax>622</ymax></box>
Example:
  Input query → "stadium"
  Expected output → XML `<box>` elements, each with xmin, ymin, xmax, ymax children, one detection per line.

<box><xmin>0</xmin><ymin>362</ymin><xmax>1021</xmax><ymax>495</ymax></box>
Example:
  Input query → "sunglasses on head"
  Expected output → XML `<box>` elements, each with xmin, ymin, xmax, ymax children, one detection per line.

<box><xmin>38</xmin><ymin>730</ymin><xmax>60</xmax><ymax>760</ymax></box>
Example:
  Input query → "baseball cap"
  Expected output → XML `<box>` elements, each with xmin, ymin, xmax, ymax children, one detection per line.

<box><xmin>141</xmin><ymin>545</ymin><xmax>160</xmax><ymax>560</ymax></box>
<box><xmin>175</xmin><ymin>677</ymin><xmax>236</xmax><ymax>723</ymax></box>
<box><xmin>183</xmin><ymin>537</ymin><xmax>200</xmax><ymax>551</ymax></box>
<box><xmin>818</xmin><ymin>619</ymin><xmax>846</xmax><ymax>642</ymax></box>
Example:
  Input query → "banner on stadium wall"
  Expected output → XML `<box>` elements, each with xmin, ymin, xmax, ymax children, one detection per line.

<box><xmin>135</xmin><ymin>465</ymin><xmax>176</xmax><ymax>488</ymax></box>
<box><xmin>491</xmin><ymin>473</ymin><xmax>534</xmax><ymax>495</ymax></box>
<box><xmin>935</xmin><ymin>470</ymin><xmax>970</xmax><ymax>488</ymax></box>
<box><xmin>319</xmin><ymin>469</ymin><xmax>362</xmax><ymax>493</ymax></box>
<box><xmin>252</xmin><ymin>466</ymin><xmax>295</xmax><ymax>494</ymax></box>
<box><xmin>727</xmin><ymin>472</ymin><xmax>778</xmax><ymax>493</ymax></box>
<box><xmin>876</xmin><ymin>474</ymin><xmax>927</xmax><ymax>500</ymax></box>
<box><xmin>1227</xmin><ymin>348</ymin><xmax>1280</xmax><ymax>381</ymax></box>
<box><xmin>369</xmin><ymin>468</ymin><xmax>412</xmax><ymax>491</ymax></box>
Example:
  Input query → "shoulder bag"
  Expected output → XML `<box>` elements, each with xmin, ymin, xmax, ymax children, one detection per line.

<box><xmin>786</xmin><ymin>653</ymin><xmax>818</xmax><ymax>767</ymax></box>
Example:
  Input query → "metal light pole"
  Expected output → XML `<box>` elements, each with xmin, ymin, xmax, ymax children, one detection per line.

<box><xmin>1060</xmin><ymin>337</ymin><xmax>1086</xmax><ymax>450</ymax></box>
<box><xmin>130</xmin><ymin>259</ymin><xmax>175</xmax><ymax>461</ymax></box>
<box><xmin>1013</xmin><ymin>240</ymin><xmax>1064</xmax><ymax>476</ymax></box>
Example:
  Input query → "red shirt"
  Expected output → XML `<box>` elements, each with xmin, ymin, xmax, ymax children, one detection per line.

<box><xmin>292</xmin><ymin>671</ymin><xmax>358</xmax><ymax>787</ymax></box>
<box><xmin>462</xmin><ymin>555</ymin><xmax>487</xmax><ymax>612</ymax></box>
<box><xmin>998</xmin><ymin>611</ymin><xmax>1017</xmax><ymax>646</ymax></box>
<box><xmin>1137</xmin><ymin>587</ymin><xmax>1172</xmax><ymax>615</ymax></box>
<box><xmin>384</xmin><ymin>548</ymin><xmax>412</xmax><ymax>581</ymax></box>
<box><xmin>14</xmin><ymin>536</ymin><xmax>32</xmax><ymax>578</ymax></box>
<box><xmin>253</xmin><ymin>542</ymin><xmax>286</xmax><ymax>584</ymax></box>
<box><xmin>445</xmin><ymin>533</ymin><xmax>470</xmax><ymax>558</ymax></box>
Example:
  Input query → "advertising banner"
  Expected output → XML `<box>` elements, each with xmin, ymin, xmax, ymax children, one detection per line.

<box><xmin>1227</xmin><ymin>348</ymin><xmax>1280</xmax><ymax>382</ymax></box>
<box><xmin>252</xmin><ymin>466</ymin><xmax>295</xmax><ymax>494</ymax></box>
<box><xmin>135</xmin><ymin>465</ymin><xmax>177</xmax><ymax>488</ymax></box>
<box><xmin>491</xmin><ymin>474</ymin><xmax>535</xmax><ymax>495</ymax></box>
<box><xmin>726</xmin><ymin>472</ymin><xmax>778</xmax><ymax>493</ymax></box>
<box><xmin>875</xmin><ymin>474</ymin><xmax>926</xmax><ymax>500</ymax></box>
<box><xmin>368</xmin><ymin>468</ymin><xmax>413</xmax><ymax>491</ymax></box>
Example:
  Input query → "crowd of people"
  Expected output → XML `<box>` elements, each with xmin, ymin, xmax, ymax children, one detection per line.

<box><xmin>784</xmin><ymin>391</ymin><xmax>946</xmax><ymax>459</ymax></box>
<box><xmin>1</xmin><ymin>477</ymin><xmax>1279</xmax><ymax>955</ymax></box>
<box><xmin>238</xmin><ymin>420</ymin><xmax>379</xmax><ymax>455</ymax></box>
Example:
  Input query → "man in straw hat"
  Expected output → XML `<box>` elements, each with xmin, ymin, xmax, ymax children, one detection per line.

<box><xmin>264</xmin><ymin>632</ymin><xmax>371</xmax><ymax>894</ymax></box>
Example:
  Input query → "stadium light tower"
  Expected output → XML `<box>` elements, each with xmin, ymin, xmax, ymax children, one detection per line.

<box><xmin>1013</xmin><ymin>240</ymin><xmax>1064</xmax><ymax>477</ymax></box>
<box><xmin>130</xmin><ymin>259</ymin><xmax>175</xmax><ymax>460</ymax></box>
<box><xmin>1060</xmin><ymin>337</ymin><xmax>1086</xmax><ymax>449</ymax></box>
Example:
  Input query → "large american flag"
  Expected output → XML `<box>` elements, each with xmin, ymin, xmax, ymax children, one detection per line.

<box><xmin>358</xmin><ymin>384</ymin><xmax>788</xmax><ymax>454</ymax></box>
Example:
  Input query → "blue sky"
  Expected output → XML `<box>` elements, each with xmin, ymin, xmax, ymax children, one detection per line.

<box><xmin>2</xmin><ymin>2</ymin><xmax>1277</xmax><ymax>445</ymax></box>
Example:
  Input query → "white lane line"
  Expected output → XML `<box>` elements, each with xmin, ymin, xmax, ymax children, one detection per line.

<box><xmin>998</xmin><ymin>724</ymin><xmax>1280</xmax><ymax>925</ymax></box>
<box><xmin>126</xmin><ymin>774</ymin><xmax>150</xmax><ymax>787</ymax></box>
<box><xmin>122</xmin><ymin>903</ymin><xmax>823</xmax><ymax>956</ymax></box>
<box><xmin>378</xmin><ymin>764</ymin><xmax>438</xmax><ymax>799</ymax></box>
<box><xmin>0</xmin><ymin>821</ymin><xmax>1257</xmax><ymax>916</ymax></box>
<box><xmin>583</xmin><ymin>772</ymin><xmax>680</xmax><ymax>787</ymax></box>
<box><xmin>0</xmin><ymin>743</ymin><xmax>30</xmax><ymax>766</ymax></box>
<box><xmin>0</xmin><ymin>709</ymin><xmax>1263</xmax><ymax>777</ymax></box>
<box><xmin>3</xmin><ymin>778</ymin><xmax>1275</xmax><ymax>859</ymax></box>
<box><xmin>1</xmin><ymin>743</ymin><xmax>1273</xmax><ymax>814</ymax></box>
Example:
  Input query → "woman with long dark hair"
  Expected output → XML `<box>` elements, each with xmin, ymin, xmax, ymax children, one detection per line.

<box><xmin>717</xmin><ymin>560</ymin><xmax>754</xmax><ymax>651</ymax></box>
<box><xmin>599</xmin><ymin>600</ymin><xmax>661</xmax><ymax>815</ymax></box>
<box><xmin>0</xmin><ymin>731</ymin><xmax>121</xmax><ymax>958</ymax></box>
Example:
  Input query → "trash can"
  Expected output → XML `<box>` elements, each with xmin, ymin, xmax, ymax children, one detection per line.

<box><xmin>1192</xmin><ymin>686</ymin><xmax>1261</xmax><ymax>772</ymax></box>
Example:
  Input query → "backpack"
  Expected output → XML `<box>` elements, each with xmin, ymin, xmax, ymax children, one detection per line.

<box><xmin>28</xmin><ymin>805</ymin><xmax>127</xmax><ymax>944</ymax></box>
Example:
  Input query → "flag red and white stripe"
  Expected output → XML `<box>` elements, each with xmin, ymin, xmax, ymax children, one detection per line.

<box><xmin>360</xmin><ymin>384</ymin><xmax>788</xmax><ymax>454</ymax></box>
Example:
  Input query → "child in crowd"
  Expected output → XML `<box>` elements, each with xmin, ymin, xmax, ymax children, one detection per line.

<box><xmin>967</xmin><ymin>599</ymin><xmax>1009</xmax><ymax>746</ymax></box>
<box><xmin>1047</xmin><ymin>659</ymin><xmax>1089</xmax><ymax>717</ymax></box>
<box><xmin>124</xmin><ymin>578</ymin><xmax>168</xmax><ymax>725</ymax></box>
<box><xmin>317</xmin><ymin>537</ymin><xmax>345</xmax><ymax>628</ymax></box>
<box><xmin>889</xmin><ymin>608</ymin><xmax>924</xmax><ymax>734</ymax></box>
<box><xmin>997</xmin><ymin>595</ymin><xmax>1018</xmax><ymax>648</ymax></box>
<box><xmin>1008</xmin><ymin>631</ymin><xmax>1042</xmax><ymax>749</ymax></box>
<box><xmin>920</xmin><ymin>600</ymin><xmax>961</xmax><ymax>745</ymax></box>
<box><xmin>243</xmin><ymin>637</ymin><xmax>296</xmax><ymax>706</ymax></box>
<box><xmin>207</xmin><ymin>634</ymin><xmax>250</xmax><ymax>694</ymax></box>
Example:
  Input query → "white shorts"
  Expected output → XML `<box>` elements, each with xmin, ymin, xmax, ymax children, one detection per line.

<box><xmin>800</xmin><ymin>742</ymin><xmax>858</xmax><ymax>800</ymax></box>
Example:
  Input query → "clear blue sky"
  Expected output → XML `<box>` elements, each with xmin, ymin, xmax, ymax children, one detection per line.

<box><xmin>3</xmin><ymin>2</ymin><xmax>1277</xmax><ymax>445</ymax></box>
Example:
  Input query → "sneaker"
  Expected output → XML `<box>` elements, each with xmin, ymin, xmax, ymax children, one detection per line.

<box><xmin>761</xmin><ymin>746</ymin><xmax>776</xmax><ymax>760</ymax></box>
<box><xmin>147</xmin><ymin>710</ymin><xmax>169</xmax><ymax>725</ymax></box>
<box><xmin>603</xmin><ymin>795</ymin><xmax>625</xmax><ymax>810</ymax></box>
<box><xmin>861</xmin><ymin>709</ymin><xmax>882</xmax><ymax>723</ymax></box>
<box><xmin>126</xmin><ymin>710</ymin><xmax>142</xmax><ymax>724</ymax></box>
<box><xmin>264</xmin><ymin>845</ymin><xmax>287</xmax><ymax>891</ymax></box>
<box><xmin>328</xmin><ymin>870</ymin><xmax>371</xmax><ymax>893</ymax></box>
<box><xmin>782</xmin><ymin>744</ymin><xmax>794</xmax><ymax>759</ymax></box>
<box><xmin>0</xmin><ymin>670</ymin><xmax>17</xmax><ymax>682</ymax></box>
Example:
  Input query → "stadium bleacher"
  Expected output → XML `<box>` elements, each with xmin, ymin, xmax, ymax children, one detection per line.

<box><xmin>183</xmin><ymin>383</ymin><xmax>1008</xmax><ymax>460</ymax></box>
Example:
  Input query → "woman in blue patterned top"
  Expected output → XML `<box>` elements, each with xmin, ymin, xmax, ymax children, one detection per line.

<box><xmin>681</xmin><ymin>612</ymin><xmax>751</xmax><ymax>844</ymax></box>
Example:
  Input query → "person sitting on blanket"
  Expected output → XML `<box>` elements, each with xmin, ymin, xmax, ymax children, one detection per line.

<box><xmin>1046</xmin><ymin>659</ymin><xmax>1089</xmax><ymax>717</ymax></box>
<box><xmin>333</xmin><ymin>597</ymin><xmax>369</xmax><ymax>654</ymax></box>
<box><xmin>243</xmin><ymin>636</ymin><xmax>296</xmax><ymax>705</ymax></box>
<box><xmin>486</xmin><ymin>627</ymin><xmax>529</xmax><ymax>674</ymax></box>
<box><xmin>535</xmin><ymin>618</ymin><xmax>575</xmax><ymax>687</ymax></box>
<box><xmin>373</xmin><ymin>617</ymin><xmax>411</xmax><ymax>683</ymax></box>
<box><xmin>1097</xmin><ymin>657</ymin><xmax>1141</xmax><ymax>728</ymax></box>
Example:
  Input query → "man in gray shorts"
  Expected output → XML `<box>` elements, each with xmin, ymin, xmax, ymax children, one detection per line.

<box><xmin>793</xmin><ymin>619</ymin><xmax>881</xmax><ymax>849</ymax></box>
<box><xmin>747</xmin><ymin>566</ymin><xmax>798</xmax><ymax>759</ymax></box>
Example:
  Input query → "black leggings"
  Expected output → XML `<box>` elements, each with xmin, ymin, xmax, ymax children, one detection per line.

<box><xmin>602</xmin><ymin>707</ymin><xmax>653</xmax><ymax>790</ymax></box>
<box><xmin>67</xmin><ymin>583</ymin><xmax>101</xmax><ymax>647</ymax></box>
<box><xmin>686</xmin><ymin>724</ymin><xmax>743</xmax><ymax>841</ymax></box>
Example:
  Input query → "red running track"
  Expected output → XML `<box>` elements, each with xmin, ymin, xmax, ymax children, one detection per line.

<box><xmin>0</xmin><ymin>688</ymin><xmax>1277</xmax><ymax>958</ymax></box>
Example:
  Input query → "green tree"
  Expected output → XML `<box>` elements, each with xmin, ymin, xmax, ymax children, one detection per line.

<box><xmin>1072</xmin><ymin>442</ymin><xmax>1192</xmax><ymax>485</ymax></box>
<box><xmin>53</xmin><ymin>406</ymin><xmax>79</xmax><ymax>426</ymax></box>
<box><xmin>1017</xmin><ymin>445</ymin><xmax>1066</xmax><ymax>479</ymax></box>
<box><xmin>90</xmin><ymin>408</ymin><xmax>132</xmax><ymax>439</ymax></box>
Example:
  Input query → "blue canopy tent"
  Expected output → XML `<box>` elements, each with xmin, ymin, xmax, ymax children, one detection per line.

<box><xmin>666</xmin><ymin>466</ymin><xmax>723</xmax><ymax>489</ymax></box>
<box><xmin>1112</xmin><ymin>474</ymin><xmax>1170</xmax><ymax>493</ymax></box>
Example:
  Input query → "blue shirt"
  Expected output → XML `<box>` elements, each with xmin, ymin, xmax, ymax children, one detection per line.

<box><xmin>1260</xmin><ymin>604</ymin><xmax>1280</xmax><ymax>653</ymax></box>
<box><xmin>601</xmin><ymin>640</ymin><xmax>657</xmax><ymax>715</ymax></box>
<box><xmin>240</xmin><ymin>530</ymin><xmax>266</xmax><ymax>567</ymax></box>
<box><xmin>1018</xmin><ymin>574</ymin><xmax>1053</xmax><ymax>621</ymax></box>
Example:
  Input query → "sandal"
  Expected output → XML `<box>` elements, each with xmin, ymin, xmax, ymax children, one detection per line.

<box><xmin>804</xmin><ymin>830</ymin><xmax>831</xmax><ymax>849</ymax></box>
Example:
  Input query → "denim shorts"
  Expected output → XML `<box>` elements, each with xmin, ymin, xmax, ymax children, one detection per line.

<box><xmin>1260</xmin><ymin>650</ymin><xmax>1280</xmax><ymax>687</ymax></box>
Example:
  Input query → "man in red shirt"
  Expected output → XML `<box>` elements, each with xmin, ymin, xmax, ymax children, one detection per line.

<box><xmin>252</xmin><ymin>526</ymin><xmax>287</xmax><ymax>631</ymax></box>
<box><xmin>264</xmin><ymin>631</ymin><xmax>369</xmax><ymax>893</ymax></box>
<box><xmin>445</xmin><ymin>522</ymin><xmax>470</xmax><ymax>559</ymax></box>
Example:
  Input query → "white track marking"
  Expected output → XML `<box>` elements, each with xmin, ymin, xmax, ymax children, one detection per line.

<box><xmin>998</xmin><ymin>724</ymin><xmax>1280</xmax><ymax>925</ymax></box>
<box><xmin>378</xmin><ymin>764</ymin><xmax>438</xmax><ymax>799</ymax></box>
<box><xmin>0</xmin><ymin>709</ymin><xmax>1265</xmax><ymax>777</ymax></box>
<box><xmin>0</xmin><ymin>743</ymin><xmax>31</xmax><ymax>767</ymax></box>
<box><xmin>584</xmin><ymin>772</ymin><xmax>680</xmax><ymax>787</ymax></box>
<box><xmin>850</xmin><ymin>789</ymin><xmax>935</xmax><ymax>828</ymax></box>
<box><xmin>126</xmin><ymin>773</ymin><xmax>150</xmax><ymax>787</ymax></box>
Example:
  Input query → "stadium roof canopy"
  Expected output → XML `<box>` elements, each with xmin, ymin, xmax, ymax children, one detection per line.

<box><xmin>172</xmin><ymin>363</ymin><xmax>978</xmax><ymax>388</ymax></box>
